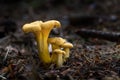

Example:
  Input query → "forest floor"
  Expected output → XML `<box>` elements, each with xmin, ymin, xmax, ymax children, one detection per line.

<box><xmin>0</xmin><ymin>0</ymin><xmax>120</xmax><ymax>80</ymax></box>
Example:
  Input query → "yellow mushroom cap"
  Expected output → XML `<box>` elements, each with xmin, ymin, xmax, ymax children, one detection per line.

<box><xmin>62</xmin><ymin>42</ymin><xmax>73</xmax><ymax>48</ymax></box>
<box><xmin>41</xmin><ymin>20</ymin><xmax>61</xmax><ymax>29</ymax></box>
<box><xmin>53</xmin><ymin>49</ymin><xmax>66</xmax><ymax>55</ymax></box>
<box><xmin>48</xmin><ymin>37</ymin><xmax>66</xmax><ymax>46</ymax></box>
<box><xmin>22</xmin><ymin>21</ymin><xmax>42</xmax><ymax>33</ymax></box>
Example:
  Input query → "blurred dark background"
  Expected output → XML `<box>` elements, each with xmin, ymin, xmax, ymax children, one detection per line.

<box><xmin>0</xmin><ymin>0</ymin><xmax>120</xmax><ymax>38</ymax></box>
<box><xmin>1</xmin><ymin>0</ymin><xmax>119</xmax><ymax>18</ymax></box>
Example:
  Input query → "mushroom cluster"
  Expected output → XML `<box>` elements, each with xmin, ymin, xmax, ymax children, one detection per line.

<box><xmin>22</xmin><ymin>20</ymin><xmax>73</xmax><ymax>67</ymax></box>
<box><xmin>48</xmin><ymin>37</ymin><xmax>73</xmax><ymax>64</ymax></box>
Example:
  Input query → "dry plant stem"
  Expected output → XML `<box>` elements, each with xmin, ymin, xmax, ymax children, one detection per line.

<box><xmin>0</xmin><ymin>75</ymin><xmax>6</xmax><ymax>80</ymax></box>
<box><xmin>3</xmin><ymin>47</ymin><xmax>10</xmax><ymax>61</ymax></box>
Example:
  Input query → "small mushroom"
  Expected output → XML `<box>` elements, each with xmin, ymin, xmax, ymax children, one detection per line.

<box><xmin>62</xmin><ymin>42</ymin><xmax>73</xmax><ymax>59</ymax></box>
<box><xmin>52</xmin><ymin>49</ymin><xmax>66</xmax><ymax>67</ymax></box>
<box><xmin>48</xmin><ymin>37</ymin><xmax>66</xmax><ymax>50</ymax></box>
<box><xmin>22</xmin><ymin>20</ymin><xmax>61</xmax><ymax>64</ymax></box>
<box><xmin>48</xmin><ymin>37</ymin><xmax>73</xmax><ymax>60</ymax></box>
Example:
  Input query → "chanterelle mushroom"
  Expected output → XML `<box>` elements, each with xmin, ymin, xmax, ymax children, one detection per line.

<box><xmin>62</xmin><ymin>42</ymin><xmax>73</xmax><ymax>59</ymax></box>
<box><xmin>22</xmin><ymin>20</ymin><xmax>61</xmax><ymax>64</ymax></box>
<box><xmin>48</xmin><ymin>37</ymin><xmax>73</xmax><ymax>61</ymax></box>
<box><xmin>48</xmin><ymin>37</ymin><xmax>66</xmax><ymax>50</ymax></box>
<box><xmin>52</xmin><ymin>49</ymin><xmax>66</xmax><ymax>67</ymax></box>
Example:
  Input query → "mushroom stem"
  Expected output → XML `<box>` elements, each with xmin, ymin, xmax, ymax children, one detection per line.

<box><xmin>52</xmin><ymin>49</ymin><xmax>65</xmax><ymax>67</ymax></box>
<box><xmin>35</xmin><ymin>32</ymin><xmax>51</xmax><ymax>64</ymax></box>
<box><xmin>57</xmin><ymin>53</ymin><xmax>63</xmax><ymax>67</ymax></box>
<box><xmin>64</xmin><ymin>48</ymin><xmax>70</xmax><ymax>59</ymax></box>
<box><xmin>36</xmin><ymin>20</ymin><xmax>61</xmax><ymax>64</ymax></box>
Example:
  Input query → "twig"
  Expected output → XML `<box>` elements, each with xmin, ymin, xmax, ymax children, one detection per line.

<box><xmin>3</xmin><ymin>46</ymin><xmax>11</xmax><ymax>61</ymax></box>
<box><xmin>0</xmin><ymin>75</ymin><xmax>7</xmax><ymax>80</ymax></box>
<box><xmin>76</xmin><ymin>28</ymin><xmax>120</xmax><ymax>42</ymax></box>
<box><xmin>0</xmin><ymin>36</ymin><xmax>10</xmax><ymax>44</ymax></box>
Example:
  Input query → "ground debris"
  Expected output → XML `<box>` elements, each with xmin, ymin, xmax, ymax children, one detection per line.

<box><xmin>0</xmin><ymin>0</ymin><xmax>120</xmax><ymax>79</ymax></box>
